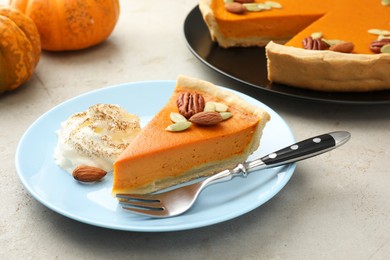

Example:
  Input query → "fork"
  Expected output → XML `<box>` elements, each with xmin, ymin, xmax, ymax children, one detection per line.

<box><xmin>117</xmin><ymin>131</ymin><xmax>350</xmax><ymax>218</ymax></box>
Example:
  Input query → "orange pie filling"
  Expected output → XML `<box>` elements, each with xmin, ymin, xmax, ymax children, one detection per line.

<box><xmin>210</xmin><ymin>0</ymin><xmax>326</xmax><ymax>43</ymax></box>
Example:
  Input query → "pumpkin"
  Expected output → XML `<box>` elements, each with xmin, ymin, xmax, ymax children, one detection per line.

<box><xmin>0</xmin><ymin>5</ymin><xmax>41</xmax><ymax>94</ymax></box>
<box><xmin>10</xmin><ymin>0</ymin><xmax>120</xmax><ymax>51</ymax></box>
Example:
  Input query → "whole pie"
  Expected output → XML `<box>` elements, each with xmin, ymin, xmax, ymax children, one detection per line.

<box><xmin>199</xmin><ymin>0</ymin><xmax>390</xmax><ymax>92</ymax></box>
<box><xmin>112</xmin><ymin>75</ymin><xmax>270</xmax><ymax>194</ymax></box>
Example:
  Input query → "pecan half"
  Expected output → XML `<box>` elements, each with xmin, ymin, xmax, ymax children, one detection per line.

<box><xmin>302</xmin><ymin>36</ymin><xmax>329</xmax><ymax>50</ymax></box>
<box><xmin>177</xmin><ymin>92</ymin><xmax>205</xmax><ymax>119</ymax></box>
<box><xmin>369</xmin><ymin>39</ymin><xmax>390</xmax><ymax>53</ymax></box>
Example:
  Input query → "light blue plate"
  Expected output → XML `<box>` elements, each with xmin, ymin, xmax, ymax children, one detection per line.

<box><xmin>15</xmin><ymin>80</ymin><xmax>295</xmax><ymax>232</ymax></box>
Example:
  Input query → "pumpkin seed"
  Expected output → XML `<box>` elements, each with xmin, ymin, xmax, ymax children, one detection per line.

<box><xmin>368</xmin><ymin>29</ymin><xmax>390</xmax><ymax>36</ymax></box>
<box><xmin>257</xmin><ymin>3</ymin><xmax>272</xmax><ymax>10</ymax></box>
<box><xmin>311</xmin><ymin>32</ymin><xmax>323</xmax><ymax>40</ymax></box>
<box><xmin>166</xmin><ymin>121</ymin><xmax>192</xmax><ymax>132</ymax></box>
<box><xmin>170</xmin><ymin>112</ymin><xmax>187</xmax><ymax>123</ymax></box>
<box><xmin>382</xmin><ymin>0</ymin><xmax>390</xmax><ymax>6</ymax></box>
<box><xmin>243</xmin><ymin>3</ymin><xmax>261</xmax><ymax>11</ymax></box>
<box><xmin>204</xmin><ymin>101</ymin><xmax>228</xmax><ymax>112</ymax></box>
<box><xmin>243</xmin><ymin>2</ymin><xmax>283</xmax><ymax>12</ymax></box>
<box><xmin>220</xmin><ymin>112</ymin><xmax>233</xmax><ymax>120</ymax></box>
<box><xmin>203</xmin><ymin>102</ymin><xmax>216</xmax><ymax>112</ymax></box>
<box><xmin>378</xmin><ymin>35</ymin><xmax>390</xmax><ymax>41</ymax></box>
<box><xmin>213</xmin><ymin>102</ymin><xmax>229</xmax><ymax>112</ymax></box>
<box><xmin>264</xmin><ymin>1</ymin><xmax>282</xmax><ymax>8</ymax></box>
<box><xmin>224</xmin><ymin>0</ymin><xmax>234</xmax><ymax>2</ymax></box>
<box><xmin>321</xmin><ymin>39</ymin><xmax>343</xmax><ymax>46</ymax></box>
<box><xmin>381</xmin><ymin>44</ymin><xmax>390</xmax><ymax>54</ymax></box>
<box><xmin>243</xmin><ymin>3</ymin><xmax>266</xmax><ymax>11</ymax></box>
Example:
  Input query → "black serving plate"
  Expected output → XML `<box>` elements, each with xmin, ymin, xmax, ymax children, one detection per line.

<box><xmin>183</xmin><ymin>6</ymin><xmax>390</xmax><ymax>104</ymax></box>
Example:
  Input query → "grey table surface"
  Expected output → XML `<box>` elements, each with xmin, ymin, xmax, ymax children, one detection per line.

<box><xmin>1</xmin><ymin>1</ymin><xmax>390</xmax><ymax>259</ymax></box>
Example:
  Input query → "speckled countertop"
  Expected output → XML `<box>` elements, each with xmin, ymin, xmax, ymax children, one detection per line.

<box><xmin>1</xmin><ymin>1</ymin><xmax>390</xmax><ymax>259</ymax></box>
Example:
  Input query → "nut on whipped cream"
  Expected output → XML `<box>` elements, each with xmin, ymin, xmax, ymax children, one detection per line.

<box><xmin>54</xmin><ymin>104</ymin><xmax>141</xmax><ymax>173</ymax></box>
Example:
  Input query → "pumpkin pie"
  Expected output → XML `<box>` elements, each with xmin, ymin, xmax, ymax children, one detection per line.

<box><xmin>112</xmin><ymin>75</ymin><xmax>270</xmax><ymax>194</ymax></box>
<box><xmin>199</xmin><ymin>0</ymin><xmax>390</xmax><ymax>92</ymax></box>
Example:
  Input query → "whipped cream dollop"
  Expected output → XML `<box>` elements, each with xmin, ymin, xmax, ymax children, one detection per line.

<box><xmin>54</xmin><ymin>104</ymin><xmax>141</xmax><ymax>173</ymax></box>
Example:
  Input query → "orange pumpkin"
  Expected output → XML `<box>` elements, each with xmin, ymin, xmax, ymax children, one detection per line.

<box><xmin>10</xmin><ymin>0</ymin><xmax>120</xmax><ymax>51</ymax></box>
<box><xmin>0</xmin><ymin>5</ymin><xmax>41</xmax><ymax>94</ymax></box>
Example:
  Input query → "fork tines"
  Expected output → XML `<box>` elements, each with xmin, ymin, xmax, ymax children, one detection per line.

<box><xmin>116</xmin><ymin>194</ymin><xmax>165</xmax><ymax>216</ymax></box>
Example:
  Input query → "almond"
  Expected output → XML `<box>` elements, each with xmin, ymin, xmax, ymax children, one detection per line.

<box><xmin>189</xmin><ymin>111</ymin><xmax>223</xmax><ymax>126</ymax></box>
<box><xmin>225</xmin><ymin>2</ymin><xmax>246</xmax><ymax>14</ymax></box>
<box><xmin>329</xmin><ymin>41</ymin><xmax>354</xmax><ymax>53</ymax></box>
<box><xmin>72</xmin><ymin>165</ymin><xmax>107</xmax><ymax>182</ymax></box>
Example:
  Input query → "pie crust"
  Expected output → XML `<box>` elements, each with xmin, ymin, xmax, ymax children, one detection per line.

<box><xmin>266</xmin><ymin>41</ymin><xmax>390</xmax><ymax>92</ymax></box>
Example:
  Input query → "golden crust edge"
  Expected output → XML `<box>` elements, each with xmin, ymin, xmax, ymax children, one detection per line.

<box><xmin>266</xmin><ymin>41</ymin><xmax>390</xmax><ymax>92</ymax></box>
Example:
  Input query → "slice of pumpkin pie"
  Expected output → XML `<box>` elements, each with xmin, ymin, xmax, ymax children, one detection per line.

<box><xmin>112</xmin><ymin>75</ymin><xmax>270</xmax><ymax>194</ymax></box>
